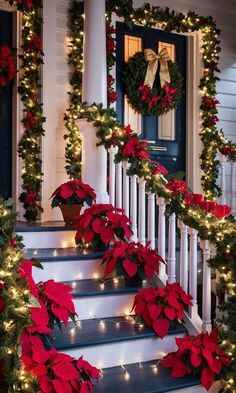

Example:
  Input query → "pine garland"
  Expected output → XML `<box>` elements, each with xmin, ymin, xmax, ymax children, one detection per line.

<box><xmin>0</xmin><ymin>198</ymin><xmax>37</xmax><ymax>392</ymax></box>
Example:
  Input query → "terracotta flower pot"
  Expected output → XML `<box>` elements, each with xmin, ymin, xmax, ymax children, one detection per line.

<box><xmin>59</xmin><ymin>204</ymin><xmax>82</xmax><ymax>225</ymax></box>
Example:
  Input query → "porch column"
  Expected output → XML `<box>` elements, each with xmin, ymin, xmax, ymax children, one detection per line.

<box><xmin>78</xmin><ymin>0</ymin><xmax>109</xmax><ymax>203</ymax></box>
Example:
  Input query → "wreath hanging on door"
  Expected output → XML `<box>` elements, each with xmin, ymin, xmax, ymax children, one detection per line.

<box><xmin>122</xmin><ymin>48</ymin><xmax>183</xmax><ymax>116</ymax></box>
<box><xmin>0</xmin><ymin>45</ymin><xmax>16</xmax><ymax>89</ymax></box>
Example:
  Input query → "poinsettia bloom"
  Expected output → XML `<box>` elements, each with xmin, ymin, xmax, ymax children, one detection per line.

<box><xmin>17</xmin><ymin>0</ymin><xmax>34</xmax><ymax>9</ymax></box>
<box><xmin>106</xmin><ymin>24</ymin><xmax>116</xmax><ymax>34</ymax></box>
<box><xmin>161</xmin><ymin>329</ymin><xmax>231</xmax><ymax>391</ymax></box>
<box><xmin>133</xmin><ymin>283</ymin><xmax>192</xmax><ymax>339</ymax></box>
<box><xmin>103</xmin><ymin>241</ymin><xmax>166</xmax><ymax>279</ymax></box>
<box><xmin>18</xmin><ymin>259</ymin><xmax>39</xmax><ymax>297</ymax></box>
<box><xmin>38</xmin><ymin>279</ymin><xmax>77</xmax><ymax>327</ymax></box>
<box><xmin>108</xmin><ymin>90</ymin><xmax>118</xmax><ymax>104</ymax></box>
<box><xmin>27</xmin><ymin>300</ymin><xmax>52</xmax><ymax>334</ymax></box>
<box><xmin>75</xmin><ymin>204</ymin><xmax>132</xmax><ymax>247</ymax></box>
<box><xmin>25</xmin><ymin>111</ymin><xmax>37</xmax><ymax>130</ymax></box>
<box><xmin>162</xmin><ymin>83</ymin><xmax>178</xmax><ymax>106</ymax></box>
<box><xmin>221</xmin><ymin>145</ymin><xmax>232</xmax><ymax>156</ymax></box>
<box><xmin>202</xmin><ymin>96</ymin><xmax>219</xmax><ymax>109</ymax></box>
<box><xmin>166</xmin><ymin>178</ymin><xmax>188</xmax><ymax>195</ymax></box>
<box><xmin>24</xmin><ymin>190</ymin><xmax>37</xmax><ymax>205</ymax></box>
<box><xmin>198</xmin><ymin>200</ymin><xmax>231</xmax><ymax>218</ymax></box>
<box><xmin>24</xmin><ymin>34</ymin><xmax>42</xmax><ymax>51</ymax></box>
<box><xmin>122</xmin><ymin>138</ymin><xmax>150</xmax><ymax>161</ymax></box>
<box><xmin>51</xmin><ymin>180</ymin><xmax>96</xmax><ymax>208</ymax></box>
<box><xmin>0</xmin><ymin>45</ymin><xmax>16</xmax><ymax>87</ymax></box>
<box><xmin>0</xmin><ymin>296</ymin><xmax>5</xmax><ymax>312</ymax></box>
<box><xmin>77</xmin><ymin>356</ymin><xmax>102</xmax><ymax>380</ymax></box>
<box><xmin>205</xmin><ymin>115</ymin><xmax>219</xmax><ymax>127</ymax></box>
<box><xmin>106</xmin><ymin>38</ymin><xmax>116</xmax><ymax>56</ymax></box>
<box><xmin>185</xmin><ymin>193</ymin><xmax>204</xmax><ymax>206</ymax></box>
<box><xmin>153</xmin><ymin>162</ymin><xmax>168</xmax><ymax>176</ymax></box>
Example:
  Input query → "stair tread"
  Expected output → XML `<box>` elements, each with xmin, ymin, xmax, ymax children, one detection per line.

<box><xmin>24</xmin><ymin>247</ymin><xmax>104</xmax><ymax>261</ymax></box>
<box><xmin>68</xmin><ymin>278</ymin><xmax>140</xmax><ymax>297</ymax></box>
<box><xmin>16</xmin><ymin>221</ymin><xmax>75</xmax><ymax>232</ymax></box>
<box><xmin>94</xmin><ymin>361</ymin><xmax>200</xmax><ymax>393</ymax></box>
<box><xmin>51</xmin><ymin>318</ymin><xmax>186</xmax><ymax>350</ymax></box>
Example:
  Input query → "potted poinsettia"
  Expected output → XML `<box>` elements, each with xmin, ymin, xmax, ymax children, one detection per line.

<box><xmin>75</xmin><ymin>204</ymin><xmax>132</xmax><ymax>251</ymax></box>
<box><xmin>102</xmin><ymin>241</ymin><xmax>166</xmax><ymax>287</ymax></box>
<box><xmin>161</xmin><ymin>329</ymin><xmax>231</xmax><ymax>391</ymax></box>
<box><xmin>132</xmin><ymin>283</ymin><xmax>193</xmax><ymax>338</ymax></box>
<box><xmin>51</xmin><ymin>180</ymin><xmax>96</xmax><ymax>225</ymax></box>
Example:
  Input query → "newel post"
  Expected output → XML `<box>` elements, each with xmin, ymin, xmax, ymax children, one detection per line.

<box><xmin>77</xmin><ymin>0</ymin><xmax>109</xmax><ymax>203</ymax></box>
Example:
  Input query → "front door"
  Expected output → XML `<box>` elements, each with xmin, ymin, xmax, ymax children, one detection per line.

<box><xmin>116</xmin><ymin>22</ymin><xmax>186</xmax><ymax>174</ymax></box>
<box><xmin>0</xmin><ymin>10</ymin><xmax>13</xmax><ymax>198</ymax></box>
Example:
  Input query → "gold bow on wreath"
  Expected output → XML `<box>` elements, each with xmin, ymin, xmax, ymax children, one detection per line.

<box><xmin>144</xmin><ymin>47</ymin><xmax>170</xmax><ymax>89</ymax></box>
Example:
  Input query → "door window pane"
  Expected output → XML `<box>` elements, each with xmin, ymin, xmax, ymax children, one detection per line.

<box><xmin>158</xmin><ymin>42</ymin><xmax>176</xmax><ymax>141</ymax></box>
<box><xmin>124</xmin><ymin>35</ymin><xmax>142</xmax><ymax>134</ymax></box>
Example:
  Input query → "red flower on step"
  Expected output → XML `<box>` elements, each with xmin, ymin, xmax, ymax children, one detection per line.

<box><xmin>18</xmin><ymin>259</ymin><xmax>39</xmax><ymax>298</ymax></box>
<box><xmin>102</xmin><ymin>241</ymin><xmax>166</xmax><ymax>280</ymax></box>
<box><xmin>166</xmin><ymin>178</ymin><xmax>188</xmax><ymax>195</ymax></box>
<box><xmin>27</xmin><ymin>299</ymin><xmax>52</xmax><ymax>335</ymax></box>
<box><xmin>51</xmin><ymin>180</ymin><xmax>96</xmax><ymax>208</ymax></box>
<box><xmin>161</xmin><ymin>329</ymin><xmax>231</xmax><ymax>391</ymax></box>
<box><xmin>21</xmin><ymin>330</ymin><xmax>102</xmax><ymax>393</ymax></box>
<box><xmin>132</xmin><ymin>283</ymin><xmax>192</xmax><ymax>339</ymax></box>
<box><xmin>37</xmin><ymin>279</ymin><xmax>77</xmax><ymax>328</ymax></box>
<box><xmin>122</xmin><ymin>138</ymin><xmax>150</xmax><ymax>161</ymax></box>
<box><xmin>75</xmin><ymin>204</ymin><xmax>132</xmax><ymax>248</ymax></box>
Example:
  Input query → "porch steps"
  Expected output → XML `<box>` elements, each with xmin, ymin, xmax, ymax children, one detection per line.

<box><xmin>17</xmin><ymin>223</ymin><xmax>219</xmax><ymax>392</ymax></box>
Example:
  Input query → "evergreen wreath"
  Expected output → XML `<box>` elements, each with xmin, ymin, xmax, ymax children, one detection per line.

<box><xmin>122</xmin><ymin>51</ymin><xmax>183</xmax><ymax>116</ymax></box>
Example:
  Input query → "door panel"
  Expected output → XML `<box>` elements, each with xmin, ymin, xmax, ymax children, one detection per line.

<box><xmin>116</xmin><ymin>22</ymin><xmax>186</xmax><ymax>174</ymax></box>
<box><xmin>0</xmin><ymin>10</ymin><xmax>13</xmax><ymax>198</ymax></box>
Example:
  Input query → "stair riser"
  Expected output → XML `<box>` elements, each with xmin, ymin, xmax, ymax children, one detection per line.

<box><xmin>17</xmin><ymin>230</ymin><xmax>76</xmax><ymax>249</ymax></box>
<box><xmin>33</xmin><ymin>258</ymin><xmax>104</xmax><ymax>282</ymax></box>
<box><xmin>58</xmin><ymin>333</ymin><xmax>185</xmax><ymax>369</ymax></box>
<box><xmin>168</xmin><ymin>381</ymin><xmax>220</xmax><ymax>393</ymax></box>
<box><xmin>74</xmin><ymin>294</ymin><xmax>135</xmax><ymax>320</ymax></box>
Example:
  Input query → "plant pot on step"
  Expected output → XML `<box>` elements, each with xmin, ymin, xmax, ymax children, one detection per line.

<box><xmin>59</xmin><ymin>204</ymin><xmax>82</xmax><ymax>225</ymax></box>
<box><xmin>124</xmin><ymin>273</ymin><xmax>143</xmax><ymax>288</ymax></box>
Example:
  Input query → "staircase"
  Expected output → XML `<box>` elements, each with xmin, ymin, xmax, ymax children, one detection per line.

<box><xmin>16</xmin><ymin>222</ymin><xmax>221</xmax><ymax>393</ymax></box>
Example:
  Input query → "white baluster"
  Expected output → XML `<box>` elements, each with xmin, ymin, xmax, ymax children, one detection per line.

<box><xmin>122</xmin><ymin>161</ymin><xmax>130</xmax><ymax>217</ymax></box>
<box><xmin>231</xmin><ymin>161</ymin><xmax>236</xmax><ymax>216</ymax></box>
<box><xmin>200</xmin><ymin>240</ymin><xmax>212</xmax><ymax>332</ymax></box>
<box><xmin>189</xmin><ymin>228</ymin><xmax>198</xmax><ymax>317</ymax></box>
<box><xmin>167</xmin><ymin>213</ymin><xmax>176</xmax><ymax>284</ymax></box>
<box><xmin>147</xmin><ymin>193</ymin><xmax>155</xmax><ymax>249</ymax></box>
<box><xmin>130</xmin><ymin>175</ymin><xmax>138</xmax><ymax>241</ymax></box>
<box><xmin>108</xmin><ymin>147</ymin><xmax>117</xmax><ymax>205</ymax></box>
<box><xmin>115</xmin><ymin>162</ymin><xmax>122</xmax><ymax>209</ymax></box>
<box><xmin>157</xmin><ymin>198</ymin><xmax>166</xmax><ymax>280</ymax></box>
<box><xmin>138</xmin><ymin>178</ymin><xmax>146</xmax><ymax>245</ymax></box>
<box><xmin>179</xmin><ymin>221</ymin><xmax>189</xmax><ymax>293</ymax></box>
<box><xmin>220</xmin><ymin>154</ymin><xmax>226</xmax><ymax>205</ymax></box>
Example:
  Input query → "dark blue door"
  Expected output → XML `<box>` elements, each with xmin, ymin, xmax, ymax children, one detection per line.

<box><xmin>116</xmin><ymin>22</ymin><xmax>186</xmax><ymax>174</ymax></box>
<box><xmin>0</xmin><ymin>10</ymin><xmax>13</xmax><ymax>198</ymax></box>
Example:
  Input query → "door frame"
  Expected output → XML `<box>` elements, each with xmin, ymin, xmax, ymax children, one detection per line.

<box><xmin>111</xmin><ymin>14</ymin><xmax>203</xmax><ymax>193</ymax></box>
<box><xmin>0</xmin><ymin>1</ymin><xmax>23</xmax><ymax>212</ymax></box>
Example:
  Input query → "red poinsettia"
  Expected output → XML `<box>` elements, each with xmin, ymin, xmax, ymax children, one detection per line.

<box><xmin>24</xmin><ymin>111</ymin><xmax>38</xmax><ymax>130</ymax></box>
<box><xmin>75</xmin><ymin>204</ymin><xmax>132</xmax><ymax>248</ymax></box>
<box><xmin>37</xmin><ymin>279</ymin><xmax>77</xmax><ymax>328</ymax></box>
<box><xmin>21</xmin><ymin>331</ymin><xmax>102</xmax><ymax>393</ymax></box>
<box><xmin>24</xmin><ymin>34</ymin><xmax>42</xmax><ymax>51</ymax></box>
<box><xmin>0</xmin><ymin>296</ymin><xmax>6</xmax><ymax>313</ymax></box>
<box><xmin>139</xmin><ymin>84</ymin><xmax>160</xmax><ymax>110</ymax></box>
<box><xmin>102</xmin><ymin>241</ymin><xmax>166</xmax><ymax>280</ymax></box>
<box><xmin>22</xmin><ymin>189</ymin><xmax>38</xmax><ymax>206</ymax></box>
<box><xmin>202</xmin><ymin>96</ymin><xmax>219</xmax><ymax>110</ymax></box>
<box><xmin>18</xmin><ymin>259</ymin><xmax>39</xmax><ymax>298</ymax></box>
<box><xmin>106</xmin><ymin>37</ymin><xmax>116</xmax><ymax>56</ymax></box>
<box><xmin>205</xmin><ymin>115</ymin><xmax>219</xmax><ymax>127</ymax></box>
<box><xmin>122</xmin><ymin>137</ymin><xmax>150</xmax><ymax>161</ymax></box>
<box><xmin>107</xmin><ymin>75</ymin><xmax>118</xmax><ymax>104</ymax></box>
<box><xmin>51</xmin><ymin>180</ymin><xmax>96</xmax><ymax>208</ymax></box>
<box><xmin>184</xmin><ymin>193</ymin><xmax>204</xmax><ymax>206</ymax></box>
<box><xmin>16</xmin><ymin>0</ymin><xmax>34</xmax><ymax>9</ymax></box>
<box><xmin>132</xmin><ymin>283</ymin><xmax>192</xmax><ymax>339</ymax></box>
<box><xmin>161</xmin><ymin>329</ymin><xmax>231</xmax><ymax>391</ymax></box>
<box><xmin>0</xmin><ymin>45</ymin><xmax>16</xmax><ymax>88</ymax></box>
<box><xmin>161</xmin><ymin>83</ymin><xmax>178</xmax><ymax>108</ymax></box>
<box><xmin>153</xmin><ymin>162</ymin><xmax>168</xmax><ymax>176</ymax></box>
<box><xmin>166</xmin><ymin>178</ymin><xmax>188</xmax><ymax>195</ymax></box>
<box><xmin>197</xmin><ymin>200</ymin><xmax>231</xmax><ymax>219</ymax></box>
<box><xmin>27</xmin><ymin>299</ymin><xmax>52</xmax><ymax>335</ymax></box>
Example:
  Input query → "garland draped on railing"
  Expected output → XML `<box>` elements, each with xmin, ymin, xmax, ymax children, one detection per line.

<box><xmin>5</xmin><ymin>0</ymin><xmax>45</xmax><ymax>222</ymax></box>
<box><xmin>65</xmin><ymin>1</ymin><xmax>236</xmax><ymax>390</ymax></box>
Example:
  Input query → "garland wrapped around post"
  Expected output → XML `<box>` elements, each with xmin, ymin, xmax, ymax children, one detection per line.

<box><xmin>66</xmin><ymin>1</ymin><xmax>236</xmax><ymax>390</ymax></box>
<box><xmin>5</xmin><ymin>0</ymin><xmax>45</xmax><ymax>222</ymax></box>
<box><xmin>64</xmin><ymin>0</ymin><xmax>84</xmax><ymax>179</ymax></box>
<box><xmin>0</xmin><ymin>198</ymin><xmax>37</xmax><ymax>392</ymax></box>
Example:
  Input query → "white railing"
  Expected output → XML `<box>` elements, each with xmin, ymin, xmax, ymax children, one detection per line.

<box><xmin>219</xmin><ymin>153</ymin><xmax>236</xmax><ymax>215</ymax></box>
<box><xmin>108</xmin><ymin>155</ymin><xmax>215</xmax><ymax>334</ymax></box>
